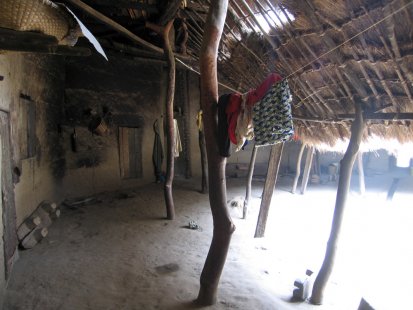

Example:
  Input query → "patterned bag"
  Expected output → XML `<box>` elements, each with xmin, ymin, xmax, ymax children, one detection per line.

<box><xmin>253</xmin><ymin>79</ymin><xmax>294</xmax><ymax>146</ymax></box>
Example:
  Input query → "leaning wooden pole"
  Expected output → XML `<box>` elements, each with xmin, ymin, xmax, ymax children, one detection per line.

<box><xmin>146</xmin><ymin>20</ymin><xmax>176</xmax><ymax>220</ymax></box>
<box><xmin>291</xmin><ymin>143</ymin><xmax>306</xmax><ymax>194</ymax></box>
<box><xmin>300</xmin><ymin>146</ymin><xmax>314</xmax><ymax>195</ymax></box>
<box><xmin>310</xmin><ymin>104</ymin><xmax>365</xmax><ymax>305</ymax></box>
<box><xmin>196</xmin><ymin>0</ymin><xmax>235</xmax><ymax>306</ymax></box>
<box><xmin>357</xmin><ymin>152</ymin><xmax>366</xmax><ymax>195</ymax></box>
<box><xmin>255</xmin><ymin>143</ymin><xmax>284</xmax><ymax>238</ymax></box>
<box><xmin>243</xmin><ymin>145</ymin><xmax>258</xmax><ymax>219</ymax></box>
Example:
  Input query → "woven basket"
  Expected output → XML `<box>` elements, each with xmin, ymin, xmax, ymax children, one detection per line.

<box><xmin>0</xmin><ymin>0</ymin><xmax>80</xmax><ymax>45</ymax></box>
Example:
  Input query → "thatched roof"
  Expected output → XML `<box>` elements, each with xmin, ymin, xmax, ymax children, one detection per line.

<box><xmin>50</xmin><ymin>0</ymin><xmax>413</xmax><ymax>149</ymax></box>
<box><xmin>176</xmin><ymin>0</ymin><xmax>413</xmax><ymax>149</ymax></box>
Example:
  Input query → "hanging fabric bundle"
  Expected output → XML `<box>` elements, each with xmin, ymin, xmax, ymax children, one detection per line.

<box><xmin>216</xmin><ymin>73</ymin><xmax>293</xmax><ymax>156</ymax></box>
<box><xmin>196</xmin><ymin>110</ymin><xmax>203</xmax><ymax>132</ymax></box>
<box><xmin>173</xmin><ymin>119</ymin><xmax>182</xmax><ymax>157</ymax></box>
<box><xmin>234</xmin><ymin>94</ymin><xmax>254</xmax><ymax>152</ymax></box>
<box><xmin>253</xmin><ymin>79</ymin><xmax>293</xmax><ymax>147</ymax></box>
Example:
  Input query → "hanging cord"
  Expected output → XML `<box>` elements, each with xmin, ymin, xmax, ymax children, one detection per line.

<box><xmin>284</xmin><ymin>0</ymin><xmax>413</xmax><ymax>80</ymax></box>
<box><xmin>177</xmin><ymin>1</ymin><xmax>413</xmax><ymax>99</ymax></box>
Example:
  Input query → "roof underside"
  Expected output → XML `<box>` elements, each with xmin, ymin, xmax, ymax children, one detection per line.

<box><xmin>65</xmin><ymin>0</ymin><xmax>413</xmax><ymax>149</ymax></box>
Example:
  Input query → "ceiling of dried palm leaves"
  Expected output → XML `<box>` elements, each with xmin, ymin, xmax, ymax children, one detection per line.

<box><xmin>64</xmin><ymin>0</ymin><xmax>413</xmax><ymax>148</ymax></box>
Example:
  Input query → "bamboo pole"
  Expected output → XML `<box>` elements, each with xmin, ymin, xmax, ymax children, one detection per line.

<box><xmin>254</xmin><ymin>143</ymin><xmax>284</xmax><ymax>238</ymax></box>
<box><xmin>310</xmin><ymin>103</ymin><xmax>366</xmax><ymax>305</ymax></box>
<box><xmin>196</xmin><ymin>0</ymin><xmax>235</xmax><ymax>306</ymax></box>
<box><xmin>243</xmin><ymin>145</ymin><xmax>258</xmax><ymax>219</ymax></box>
<box><xmin>292</xmin><ymin>143</ymin><xmax>306</xmax><ymax>194</ymax></box>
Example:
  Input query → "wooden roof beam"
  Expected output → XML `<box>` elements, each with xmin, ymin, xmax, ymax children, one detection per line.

<box><xmin>90</xmin><ymin>1</ymin><xmax>159</xmax><ymax>13</ymax></box>
<box><xmin>0</xmin><ymin>28</ymin><xmax>91</xmax><ymax>56</ymax></box>
<box><xmin>338</xmin><ymin>112</ymin><xmax>413</xmax><ymax>121</ymax></box>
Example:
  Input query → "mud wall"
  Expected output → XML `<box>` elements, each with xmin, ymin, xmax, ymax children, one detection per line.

<box><xmin>0</xmin><ymin>53</ymin><xmax>65</xmax><ymax>223</ymax></box>
<box><xmin>63</xmin><ymin>53</ymin><xmax>202</xmax><ymax>196</ymax></box>
<box><xmin>0</xmin><ymin>53</ymin><xmax>65</xmax><ymax>299</ymax></box>
<box><xmin>226</xmin><ymin>141</ymin><xmax>391</xmax><ymax>178</ymax></box>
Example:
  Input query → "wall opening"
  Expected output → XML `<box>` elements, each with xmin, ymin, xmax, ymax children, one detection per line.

<box><xmin>0</xmin><ymin>111</ymin><xmax>18</xmax><ymax>279</ymax></box>
<box><xmin>119</xmin><ymin>127</ymin><xmax>143</xmax><ymax>179</ymax></box>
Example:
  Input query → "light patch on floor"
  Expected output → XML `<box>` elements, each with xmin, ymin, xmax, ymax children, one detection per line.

<box><xmin>4</xmin><ymin>173</ymin><xmax>413</xmax><ymax>310</ymax></box>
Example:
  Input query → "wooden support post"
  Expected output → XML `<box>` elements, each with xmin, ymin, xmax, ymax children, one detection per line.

<box><xmin>146</xmin><ymin>19</ymin><xmax>176</xmax><ymax>220</ymax></box>
<box><xmin>300</xmin><ymin>146</ymin><xmax>314</xmax><ymax>195</ymax></box>
<box><xmin>310</xmin><ymin>104</ymin><xmax>366</xmax><ymax>305</ymax></box>
<box><xmin>199</xmin><ymin>125</ymin><xmax>208</xmax><ymax>194</ymax></box>
<box><xmin>196</xmin><ymin>1</ymin><xmax>234</xmax><ymax>306</ymax></box>
<box><xmin>254</xmin><ymin>143</ymin><xmax>284</xmax><ymax>238</ymax></box>
<box><xmin>243</xmin><ymin>145</ymin><xmax>258</xmax><ymax>219</ymax></box>
<box><xmin>357</xmin><ymin>152</ymin><xmax>366</xmax><ymax>195</ymax></box>
<box><xmin>292</xmin><ymin>143</ymin><xmax>306</xmax><ymax>194</ymax></box>
<box><xmin>386</xmin><ymin>178</ymin><xmax>400</xmax><ymax>201</ymax></box>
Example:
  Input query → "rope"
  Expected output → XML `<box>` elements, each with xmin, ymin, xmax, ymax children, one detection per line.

<box><xmin>284</xmin><ymin>0</ymin><xmax>413</xmax><ymax>81</ymax></box>
<box><xmin>175</xmin><ymin>58</ymin><xmax>239</xmax><ymax>92</ymax></box>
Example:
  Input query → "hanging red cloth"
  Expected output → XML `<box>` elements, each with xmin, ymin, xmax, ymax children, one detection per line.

<box><xmin>226</xmin><ymin>73</ymin><xmax>283</xmax><ymax>144</ymax></box>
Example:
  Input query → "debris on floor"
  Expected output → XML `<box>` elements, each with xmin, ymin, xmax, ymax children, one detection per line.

<box><xmin>183</xmin><ymin>220</ymin><xmax>202</xmax><ymax>231</ymax></box>
<box><xmin>117</xmin><ymin>192</ymin><xmax>136</xmax><ymax>199</ymax></box>
<box><xmin>155</xmin><ymin>263</ymin><xmax>180</xmax><ymax>275</ymax></box>
<box><xmin>17</xmin><ymin>201</ymin><xmax>60</xmax><ymax>249</ymax></box>
<box><xmin>292</xmin><ymin>269</ymin><xmax>314</xmax><ymax>302</ymax></box>
<box><xmin>62</xmin><ymin>196</ymin><xmax>101</xmax><ymax>209</ymax></box>
<box><xmin>227</xmin><ymin>196</ymin><xmax>244</xmax><ymax>218</ymax></box>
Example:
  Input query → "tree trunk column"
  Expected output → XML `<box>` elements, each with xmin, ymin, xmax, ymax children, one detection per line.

<box><xmin>310</xmin><ymin>104</ymin><xmax>366</xmax><ymax>305</ymax></box>
<box><xmin>147</xmin><ymin>20</ymin><xmax>176</xmax><ymax>220</ymax></box>
<box><xmin>196</xmin><ymin>0</ymin><xmax>234</xmax><ymax>306</ymax></box>
<box><xmin>199</xmin><ymin>124</ymin><xmax>208</xmax><ymax>194</ymax></box>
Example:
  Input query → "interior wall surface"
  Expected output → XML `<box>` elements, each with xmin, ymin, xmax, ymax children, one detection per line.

<box><xmin>0</xmin><ymin>53</ymin><xmax>66</xmax><ymax>303</ymax></box>
<box><xmin>0</xmin><ymin>53</ymin><xmax>65</xmax><ymax>224</ymax></box>
<box><xmin>187</xmin><ymin>71</ymin><xmax>202</xmax><ymax>178</ymax></box>
<box><xmin>64</xmin><ymin>53</ymin><xmax>202</xmax><ymax>197</ymax></box>
<box><xmin>226</xmin><ymin>140</ymin><xmax>391</xmax><ymax>178</ymax></box>
<box><xmin>0</xmin><ymin>130</ymin><xmax>4</xmax><ymax>309</ymax></box>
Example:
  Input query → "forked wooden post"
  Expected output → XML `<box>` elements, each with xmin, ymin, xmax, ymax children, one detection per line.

<box><xmin>146</xmin><ymin>20</ymin><xmax>176</xmax><ymax>220</ymax></box>
<box><xmin>254</xmin><ymin>143</ymin><xmax>284</xmax><ymax>238</ymax></box>
<box><xmin>300</xmin><ymin>146</ymin><xmax>314</xmax><ymax>194</ymax></box>
<box><xmin>292</xmin><ymin>143</ymin><xmax>306</xmax><ymax>194</ymax></box>
<box><xmin>244</xmin><ymin>145</ymin><xmax>258</xmax><ymax>219</ymax></box>
<box><xmin>196</xmin><ymin>1</ymin><xmax>235</xmax><ymax>306</ymax></box>
<box><xmin>310</xmin><ymin>104</ymin><xmax>366</xmax><ymax>305</ymax></box>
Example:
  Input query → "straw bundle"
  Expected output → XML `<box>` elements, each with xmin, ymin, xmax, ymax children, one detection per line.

<box><xmin>0</xmin><ymin>0</ymin><xmax>81</xmax><ymax>45</ymax></box>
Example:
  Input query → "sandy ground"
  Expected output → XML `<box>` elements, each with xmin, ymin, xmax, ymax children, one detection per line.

<box><xmin>3</xmin><ymin>173</ymin><xmax>413</xmax><ymax>310</ymax></box>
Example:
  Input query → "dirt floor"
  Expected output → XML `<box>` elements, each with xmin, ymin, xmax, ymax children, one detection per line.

<box><xmin>3</xmin><ymin>172</ymin><xmax>413</xmax><ymax>310</ymax></box>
